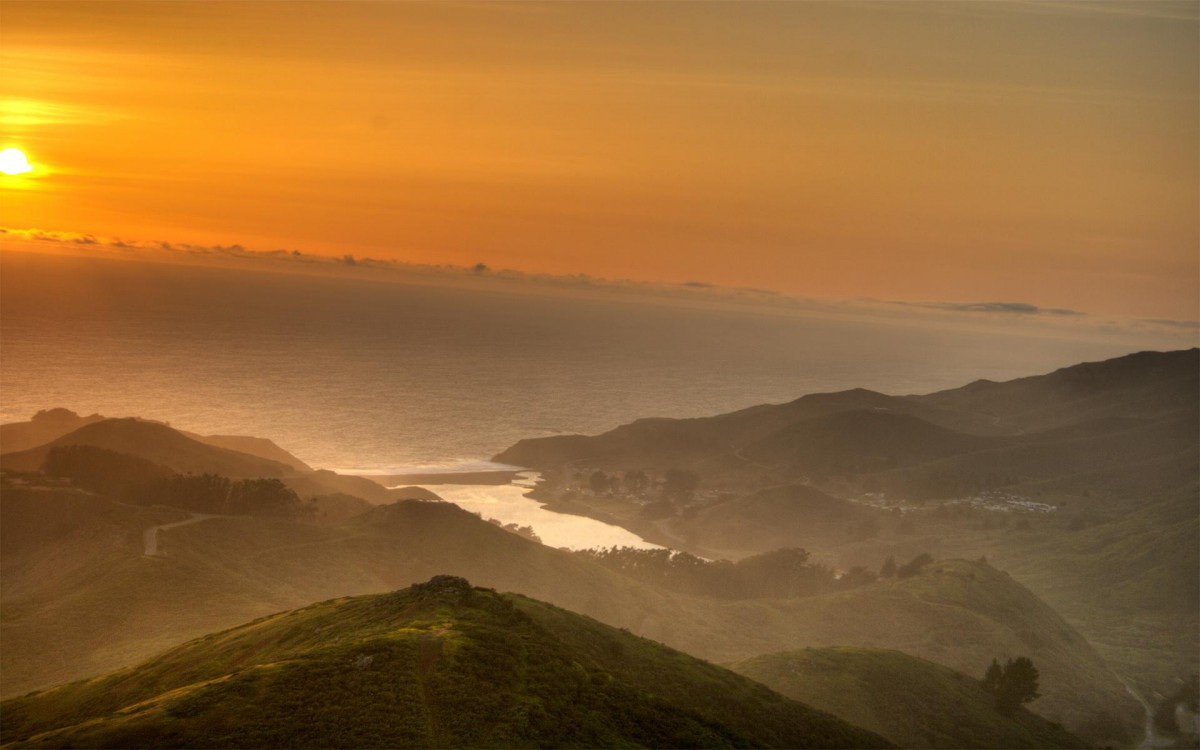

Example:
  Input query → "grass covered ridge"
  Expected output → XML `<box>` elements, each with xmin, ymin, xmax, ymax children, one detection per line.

<box><xmin>1</xmin><ymin>577</ymin><xmax>892</xmax><ymax>749</ymax></box>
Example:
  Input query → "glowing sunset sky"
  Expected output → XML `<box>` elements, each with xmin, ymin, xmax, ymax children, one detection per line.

<box><xmin>1</xmin><ymin>1</ymin><xmax>1196</xmax><ymax>319</ymax></box>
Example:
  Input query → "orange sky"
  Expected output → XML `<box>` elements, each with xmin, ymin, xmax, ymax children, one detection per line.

<box><xmin>1</xmin><ymin>1</ymin><xmax>1197</xmax><ymax>320</ymax></box>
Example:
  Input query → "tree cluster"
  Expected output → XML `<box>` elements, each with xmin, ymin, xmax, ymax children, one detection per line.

<box><xmin>982</xmin><ymin>657</ymin><xmax>1041</xmax><ymax>716</ymax></box>
<box><xmin>879</xmin><ymin>553</ymin><xmax>933</xmax><ymax>579</ymax></box>
<box><xmin>44</xmin><ymin>445</ymin><xmax>308</xmax><ymax>519</ymax></box>
<box><xmin>575</xmin><ymin>547</ymin><xmax>876</xmax><ymax>600</ymax></box>
<box><xmin>486</xmin><ymin>518</ymin><xmax>542</xmax><ymax>544</ymax></box>
<box><xmin>582</xmin><ymin>468</ymin><xmax>695</xmax><ymax>502</ymax></box>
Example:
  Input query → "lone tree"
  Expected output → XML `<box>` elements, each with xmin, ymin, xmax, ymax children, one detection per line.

<box><xmin>982</xmin><ymin>656</ymin><xmax>1041</xmax><ymax>716</ymax></box>
<box><xmin>880</xmin><ymin>555</ymin><xmax>897</xmax><ymax>578</ymax></box>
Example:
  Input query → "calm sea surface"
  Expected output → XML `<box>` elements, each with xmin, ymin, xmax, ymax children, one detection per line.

<box><xmin>0</xmin><ymin>251</ymin><xmax>1164</xmax><ymax>473</ymax></box>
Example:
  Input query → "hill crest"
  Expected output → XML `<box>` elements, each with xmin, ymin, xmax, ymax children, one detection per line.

<box><xmin>1</xmin><ymin>577</ymin><xmax>891</xmax><ymax>750</ymax></box>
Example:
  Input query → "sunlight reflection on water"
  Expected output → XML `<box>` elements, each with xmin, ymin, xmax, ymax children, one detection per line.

<box><xmin>416</xmin><ymin>472</ymin><xmax>660</xmax><ymax>551</ymax></box>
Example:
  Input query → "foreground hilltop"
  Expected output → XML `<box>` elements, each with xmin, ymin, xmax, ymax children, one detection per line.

<box><xmin>0</xmin><ymin>576</ymin><xmax>891</xmax><ymax>750</ymax></box>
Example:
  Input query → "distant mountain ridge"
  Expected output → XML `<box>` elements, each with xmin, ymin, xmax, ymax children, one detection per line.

<box><xmin>494</xmin><ymin>349</ymin><xmax>1198</xmax><ymax>512</ymax></box>
<box><xmin>913</xmin><ymin>348</ymin><xmax>1200</xmax><ymax>433</ymax></box>
<box><xmin>0</xmin><ymin>415</ymin><xmax>431</xmax><ymax>505</ymax></box>
<box><xmin>0</xmin><ymin>408</ymin><xmax>312</xmax><ymax>470</ymax></box>
<box><xmin>0</xmin><ymin>418</ymin><xmax>295</xmax><ymax>478</ymax></box>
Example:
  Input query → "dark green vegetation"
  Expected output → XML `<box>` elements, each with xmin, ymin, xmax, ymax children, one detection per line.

<box><xmin>983</xmin><ymin>656</ymin><xmax>1041</xmax><ymax>717</ymax></box>
<box><xmin>0</xmin><ymin>577</ymin><xmax>891</xmax><ymax>749</ymax></box>
<box><xmin>497</xmin><ymin>349</ymin><xmax>1199</xmax><ymax>711</ymax></box>
<box><xmin>730</xmin><ymin>647</ymin><xmax>1085</xmax><ymax>749</ymax></box>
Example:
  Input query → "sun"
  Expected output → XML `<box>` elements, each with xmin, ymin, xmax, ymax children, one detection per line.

<box><xmin>0</xmin><ymin>147</ymin><xmax>33</xmax><ymax>176</ymax></box>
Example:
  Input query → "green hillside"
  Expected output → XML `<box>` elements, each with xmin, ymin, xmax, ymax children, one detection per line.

<box><xmin>0</xmin><ymin>577</ymin><xmax>891</xmax><ymax>750</ymax></box>
<box><xmin>730</xmin><ymin>647</ymin><xmax>1086</xmax><ymax>749</ymax></box>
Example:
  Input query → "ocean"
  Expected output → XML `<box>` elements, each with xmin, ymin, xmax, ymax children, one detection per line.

<box><xmin>0</xmin><ymin>250</ymin><xmax>1177</xmax><ymax>474</ymax></box>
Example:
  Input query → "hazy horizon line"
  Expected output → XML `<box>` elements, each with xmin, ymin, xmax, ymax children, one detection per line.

<box><xmin>3</xmin><ymin>225</ymin><xmax>1198</xmax><ymax>340</ymax></box>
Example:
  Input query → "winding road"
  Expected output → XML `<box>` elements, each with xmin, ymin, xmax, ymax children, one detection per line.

<box><xmin>1125</xmin><ymin>682</ymin><xmax>1166</xmax><ymax>750</ymax></box>
<box><xmin>142</xmin><ymin>513</ymin><xmax>221</xmax><ymax>556</ymax></box>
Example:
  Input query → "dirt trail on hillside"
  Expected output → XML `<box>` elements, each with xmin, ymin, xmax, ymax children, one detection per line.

<box><xmin>1125</xmin><ymin>682</ymin><xmax>1168</xmax><ymax>750</ymax></box>
<box><xmin>143</xmin><ymin>514</ymin><xmax>221</xmax><ymax>556</ymax></box>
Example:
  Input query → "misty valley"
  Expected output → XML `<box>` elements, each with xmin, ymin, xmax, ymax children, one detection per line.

<box><xmin>0</xmin><ymin>349</ymin><xmax>1195</xmax><ymax>749</ymax></box>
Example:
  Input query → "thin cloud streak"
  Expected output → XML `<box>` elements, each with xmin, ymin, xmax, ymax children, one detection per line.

<box><xmin>899</xmin><ymin>301</ymin><xmax>1086</xmax><ymax>317</ymax></box>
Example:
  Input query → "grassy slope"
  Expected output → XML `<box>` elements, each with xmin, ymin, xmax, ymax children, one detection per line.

<box><xmin>1</xmin><ymin>485</ymin><xmax>1141</xmax><ymax>744</ymax></box>
<box><xmin>984</xmin><ymin>487</ymin><xmax>1200</xmax><ymax>699</ymax></box>
<box><xmin>0</xmin><ymin>578</ymin><xmax>891</xmax><ymax>750</ymax></box>
<box><xmin>0</xmin><ymin>493</ymin><xmax>683</xmax><ymax>699</ymax></box>
<box><xmin>730</xmin><ymin>647</ymin><xmax>1086</xmax><ymax>749</ymax></box>
<box><xmin>654</xmin><ymin>559</ymin><xmax>1141</xmax><ymax>747</ymax></box>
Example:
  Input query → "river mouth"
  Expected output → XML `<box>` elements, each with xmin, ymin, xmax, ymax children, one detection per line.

<box><xmin>409</xmin><ymin>471</ymin><xmax>661</xmax><ymax>551</ymax></box>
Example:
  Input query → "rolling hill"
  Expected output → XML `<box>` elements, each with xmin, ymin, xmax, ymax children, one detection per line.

<box><xmin>0</xmin><ymin>417</ymin><xmax>425</xmax><ymax>506</ymax></box>
<box><xmin>0</xmin><ymin>476</ymin><xmax>1142</xmax><ymax>744</ymax></box>
<box><xmin>0</xmin><ymin>408</ymin><xmax>311</xmax><ymax>471</ymax></box>
<box><xmin>0</xmin><ymin>419</ymin><xmax>294</xmax><ymax>478</ymax></box>
<box><xmin>0</xmin><ymin>577</ymin><xmax>891</xmax><ymax>749</ymax></box>
<box><xmin>730</xmin><ymin>647</ymin><xmax>1086</xmax><ymax>749</ymax></box>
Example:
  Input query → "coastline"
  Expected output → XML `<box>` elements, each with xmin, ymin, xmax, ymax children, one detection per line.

<box><xmin>363</xmin><ymin>463</ymin><xmax>709</xmax><ymax>555</ymax></box>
